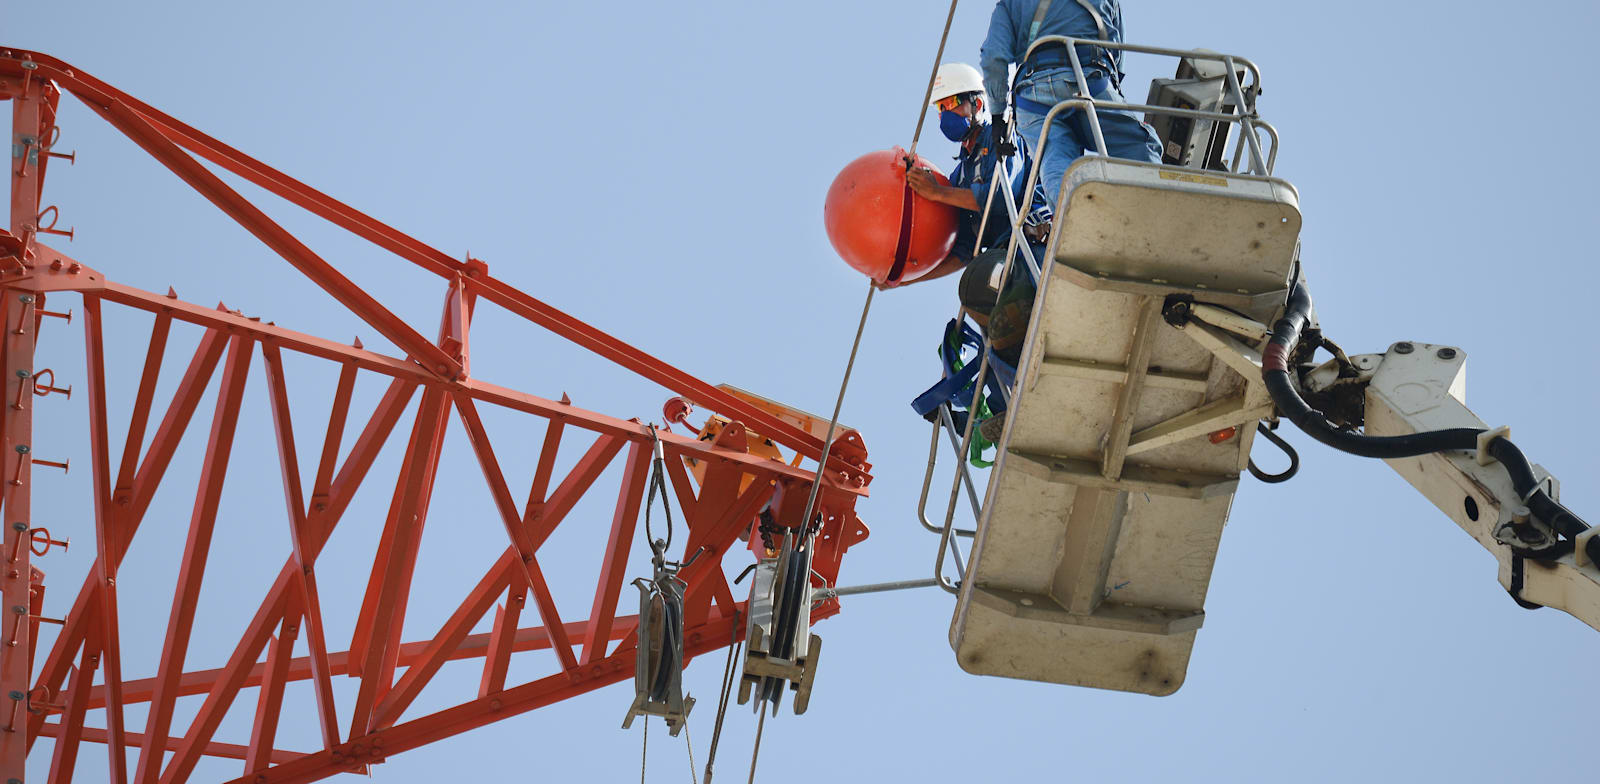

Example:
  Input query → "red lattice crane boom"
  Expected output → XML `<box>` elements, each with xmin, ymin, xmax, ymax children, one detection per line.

<box><xmin>0</xmin><ymin>48</ymin><xmax>872</xmax><ymax>783</ymax></box>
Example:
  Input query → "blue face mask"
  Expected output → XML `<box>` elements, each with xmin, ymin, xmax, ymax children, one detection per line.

<box><xmin>939</xmin><ymin>110</ymin><xmax>971</xmax><ymax>142</ymax></box>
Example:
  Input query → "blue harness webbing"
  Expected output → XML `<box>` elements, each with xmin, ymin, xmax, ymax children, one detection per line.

<box><xmin>910</xmin><ymin>318</ymin><xmax>1014</xmax><ymax>419</ymax></box>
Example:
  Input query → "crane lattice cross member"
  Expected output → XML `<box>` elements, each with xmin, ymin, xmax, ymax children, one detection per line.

<box><xmin>0</xmin><ymin>48</ymin><xmax>871</xmax><ymax>784</ymax></box>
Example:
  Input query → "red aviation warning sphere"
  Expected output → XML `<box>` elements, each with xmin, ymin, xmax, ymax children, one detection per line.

<box><xmin>824</xmin><ymin>147</ymin><xmax>959</xmax><ymax>284</ymax></box>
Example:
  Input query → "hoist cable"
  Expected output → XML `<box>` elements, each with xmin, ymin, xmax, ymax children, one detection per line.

<box><xmin>701</xmin><ymin>614</ymin><xmax>743</xmax><ymax>783</ymax></box>
<box><xmin>796</xmin><ymin>284</ymin><xmax>874</xmax><ymax>540</ymax></box>
<box><xmin>797</xmin><ymin>1</ymin><xmax>962</xmax><ymax>534</ymax></box>
<box><xmin>684</xmin><ymin>723</ymin><xmax>697</xmax><ymax>784</ymax></box>
<box><xmin>640</xmin><ymin>715</ymin><xmax>649</xmax><ymax>784</ymax></box>
<box><xmin>907</xmin><ymin>0</ymin><xmax>962</xmax><ymax>162</ymax></box>
<box><xmin>745</xmin><ymin>707</ymin><xmax>768</xmax><ymax>784</ymax></box>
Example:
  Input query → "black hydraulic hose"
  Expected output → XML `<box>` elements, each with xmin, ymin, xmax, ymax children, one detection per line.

<box><xmin>1261</xmin><ymin>283</ymin><xmax>1483</xmax><ymax>459</ymax></box>
<box><xmin>1487</xmin><ymin>437</ymin><xmax>1600</xmax><ymax>567</ymax></box>
<box><xmin>1260</xmin><ymin>282</ymin><xmax>1600</xmax><ymax>568</ymax></box>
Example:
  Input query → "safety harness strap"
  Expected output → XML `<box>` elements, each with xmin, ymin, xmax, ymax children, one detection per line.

<box><xmin>1012</xmin><ymin>72</ymin><xmax>1108</xmax><ymax>115</ymax></box>
<box><xmin>910</xmin><ymin>318</ymin><xmax>1010</xmax><ymax>418</ymax></box>
<box><xmin>1026</xmin><ymin>0</ymin><xmax>1054</xmax><ymax>45</ymax></box>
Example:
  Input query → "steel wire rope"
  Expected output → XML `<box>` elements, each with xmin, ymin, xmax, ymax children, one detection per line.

<box><xmin>906</xmin><ymin>0</ymin><xmax>961</xmax><ymax>162</ymax></box>
<box><xmin>644</xmin><ymin>425</ymin><xmax>674</xmax><ymax>554</ymax></box>
<box><xmin>745</xmin><ymin>708</ymin><xmax>768</xmax><ymax>784</ymax></box>
<box><xmin>798</xmin><ymin>0</ymin><xmax>960</xmax><ymax>548</ymax></box>
<box><xmin>743</xmin><ymin>9</ymin><xmax>962</xmax><ymax>782</ymax></box>
<box><xmin>641</xmin><ymin>715</ymin><xmax>649</xmax><ymax>784</ymax></box>
<box><xmin>700</xmin><ymin>617</ymin><xmax>743</xmax><ymax>783</ymax></box>
<box><xmin>684</xmin><ymin>723</ymin><xmax>697</xmax><ymax>784</ymax></box>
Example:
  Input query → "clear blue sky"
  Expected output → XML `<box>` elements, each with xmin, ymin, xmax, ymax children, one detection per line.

<box><xmin>11</xmin><ymin>1</ymin><xmax>1600</xmax><ymax>781</ymax></box>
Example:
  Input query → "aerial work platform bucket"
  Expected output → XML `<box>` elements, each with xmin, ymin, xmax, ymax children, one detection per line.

<box><xmin>949</xmin><ymin>155</ymin><xmax>1300</xmax><ymax>695</ymax></box>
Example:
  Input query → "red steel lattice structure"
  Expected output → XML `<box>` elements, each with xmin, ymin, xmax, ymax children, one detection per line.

<box><xmin>0</xmin><ymin>49</ymin><xmax>873</xmax><ymax>783</ymax></box>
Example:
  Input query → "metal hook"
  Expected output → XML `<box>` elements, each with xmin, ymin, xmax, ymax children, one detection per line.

<box><xmin>31</xmin><ymin>369</ymin><xmax>69</xmax><ymax>400</ymax></box>
<box><xmin>1247</xmin><ymin>421</ymin><xmax>1299</xmax><ymax>484</ymax></box>
<box><xmin>27</xmin><ymin>527</ymin><xmax>67</xmax><ymax>557</ymax></box>
<box><xmin>35</xmin><ymin>206</ymin><xmax>73</xmax><ymax>241</ymax></box>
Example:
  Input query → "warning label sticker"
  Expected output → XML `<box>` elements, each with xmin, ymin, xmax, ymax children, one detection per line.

<box><xmin>1159</xmin><ymin>171</ymin><xmax>1229</xmax><ymax>187</ymax></box>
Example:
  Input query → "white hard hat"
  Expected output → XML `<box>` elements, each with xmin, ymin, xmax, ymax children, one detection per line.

<box><xmin>929</xmin><ymin>63</ymin><xmax>985</xmax><ymax>106</ymax></box>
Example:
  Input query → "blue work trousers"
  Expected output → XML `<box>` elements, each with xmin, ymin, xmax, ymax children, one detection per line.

<box><xmin>1015</xmin><ymin>70</ymin><xmax>1162</xmax><ymax>208</ymax></box>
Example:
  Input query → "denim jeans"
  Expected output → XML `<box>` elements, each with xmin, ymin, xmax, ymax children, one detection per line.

<box><xmin>1015</xmin><ymin>69</ymin><xmax>1163</xmax><ymax>208</ymax></box>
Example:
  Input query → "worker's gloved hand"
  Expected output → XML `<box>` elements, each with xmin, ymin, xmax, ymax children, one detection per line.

<box><xmin>992</xmin><ymin>116</ymin><xmax>1016</xmax><ymax>157</ymax></box>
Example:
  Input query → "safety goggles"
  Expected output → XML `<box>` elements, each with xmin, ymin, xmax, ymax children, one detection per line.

<box><xmin>935</xmin><ymin>94</ymin><xmax>967</xmax><ymax>112</ymax></box>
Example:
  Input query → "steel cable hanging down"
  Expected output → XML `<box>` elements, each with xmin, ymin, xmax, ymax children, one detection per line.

<box><xmin>742</xmin><ymin>4</ymin><xmax>962</xmax><ymax>783</ymax></box>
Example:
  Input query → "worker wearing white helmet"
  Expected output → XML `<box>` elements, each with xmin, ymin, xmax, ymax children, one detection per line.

<box><xmin>892</xmin><ymin>63</ymin><xmax>1050</xmax><ymax>288</ymax></box>
<box><xmin>981</xmin><ymin>0</ymin><xmax>1161</xmax><ymax>208</ymax></box>
<box><xmin>897</xmin><ymin>62</ymin><xmax>1050</xmax><ymax>377</ymax></box>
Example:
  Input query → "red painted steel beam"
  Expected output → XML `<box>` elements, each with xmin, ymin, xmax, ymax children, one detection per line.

<box><xmin>347</xmin><ymin>389</ymin><xmax>449</xmax><ymax>738</ymax></box>
<box><xmin>355</xmin><ymin>394</ymin><xmax>452</xmax><ymax>691</ymax></box>
<box><xmin>72</xmin><ymin>97</ymin><xmax>462</xmax><ymax>379</ymax></box>
<box><xmin>81</xmin><ymin>295</ymin><xmax>130</xmax><ymax>783</ymax></box>
<box><xmin>2</xmin><ymin>81</ymin><xmax>46</xmax><ymax>784</ymax></box>
<box><xmin>221</xmin><ymin>605</ymin><xmax>841</xmax><ymax>784</ymax></box>
<box><xmin>246</xmin><ymin>624</ymin><xmax>296</xmax><ymax>775</ymax></box>
<box><xmin>88</xmin><ymin>614</ymin><xmax>645</xmax><ymax>711</ymax></box>
<box><xmin>5</xmin><ymin>53</ymin><xmax>862</xmax><ymax>475</ymax></box>
<box><xmin>46</xmin><ymin>629</ymin><xmax>99</xmax><ymax>784</ymax></box>
<box><xmin>478</xmin><ymin>591</ymin><xmax>523</xmax><ymax>698</ymax></box>
<box><xmin>0</xmin><ymin>51</ymin><xmax>466</xmax><ymax>280</ymax></box>
<box><xmin>0</xmin><ymin>48</ymin><xmax>876</xmax><ymax>784</ymax></box>
<box><xmin>36</xmin><ymin>722</ymin><xmax>303</xmax><ymax>767</ymax></box>
<box><xmin>136</xmin><ymin>334</ymin><xmax>255</xmax><ymax>784</ymax></box>
<box><xmin>373</xmin><ymin>549</ymin><xmax>516</xmax><ymax>729</ymax></box>
<box><xmin>260</xmin><ymin>342</ymin><xmax>341</xmax><ymax>750</ymax></box>
<box><xmin>465</xmin><ymin>275</ymin><xmax>853</xmax><ymax>472</ymax></box>
<box><xmin>307</xmin><ymin>362</ymin><xmax>358</xmax><ymax>539</ymax></box>
<box><xmin>20</xmin><ymin>253</ymin><xmax>869</xmax><ymax>492</ymax></box>
<box><xmin>5</xmin><ymin>52</ymin><xmax>872</xmax><ymax>480</ymax></box>
<box><xmin>112</xmin><ymin>311</ymin><xmax>173</xmax><ymax>518</ymax></box>
<box><xmin>581</xmin><ymin>439</ymin><xmax>650</xmax><ymax>664</ymax></box>
<box><xmin>451</xmin><ymin>395</ymin><xmax>579</xmax><ymax>670</ymax></box>
<box><xmin>527</xmin><ymin>432</ymin><xmax>626</xmax><ymax>547</ymax></box>
<box><xmin>158</xmin><ymin>567</ymin><xmax>294</xmax><ymax>784</ymax></box>
<box><xmin>30</xmin><ymin>327</ymin><xmax>224</xmax><ymax>748</ymax></box>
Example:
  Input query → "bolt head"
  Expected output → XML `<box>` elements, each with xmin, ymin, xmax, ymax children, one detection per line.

<box><xmin>8</xmin><ymin>690</ymin><xmax>23</xmax><ymax>700</ymax></box>
<box><xmin>1394</xmin><ymin>342</ymin><xmax>1414</xmax><ymax>354</ymax></box>
<box><xmin>1436</xmin><ymin>347</ymin><xmax>1457</xmax><ymax>360</ymax></box>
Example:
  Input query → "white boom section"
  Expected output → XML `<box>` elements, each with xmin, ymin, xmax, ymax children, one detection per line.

<box><xmin>949</xmin><ymin>157</ymin><xmax>1300</xmax><ymax>695</ymax></box>
<box><xmin>1360</xmin><ymin>343</ymin><xmax>1600</xmax><ymax>629</ymax></box>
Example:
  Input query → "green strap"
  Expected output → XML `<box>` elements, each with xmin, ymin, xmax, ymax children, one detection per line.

<box><xmin>943</xmin><ymin>327</ymin><xmax>997</xmax><ymax>468</ymax></box>
<box><xmin>1026</xmin><ymin>0</ymin><xmax>1053</xmax><ymax>45</ymax></box>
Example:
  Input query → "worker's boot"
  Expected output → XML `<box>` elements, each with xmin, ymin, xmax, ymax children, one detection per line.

<box><xmin>978</xmin><ymin>412</ymin><xmax>1007</xmax><ymax>443</ymax></box>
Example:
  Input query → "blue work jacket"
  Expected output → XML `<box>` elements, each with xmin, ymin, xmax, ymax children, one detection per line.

<box><xmin>981</xmin><ymin>0</ymin><xmax>1126</xmax><ymax>112</ymax></box>
<box><xmin>948</xmin><ymin>122</ymin><xmax>1052</xmax><ymax>254</ymax></box>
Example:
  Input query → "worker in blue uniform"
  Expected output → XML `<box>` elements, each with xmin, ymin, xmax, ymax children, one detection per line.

<box><xmin>981</xmin><ymin>0</ymin><xmax>1162</xmax><ymax>209</ymax></box>
<box><xmin>891</xmin><ymin>63</ymin><xmax>1049</xmax><ymax>368</ymax></box>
